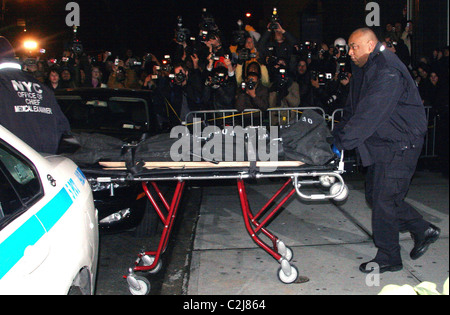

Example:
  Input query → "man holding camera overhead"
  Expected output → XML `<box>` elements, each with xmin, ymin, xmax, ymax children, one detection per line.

<box><xmin>259</xmin><ymin>8</ymin><xmax>299</xmax><ymax>77</ymax></box>
<box><xmin>202</xmin><ymin>54</ymin><xmax>237</xmax><ymax>111</ymax></box>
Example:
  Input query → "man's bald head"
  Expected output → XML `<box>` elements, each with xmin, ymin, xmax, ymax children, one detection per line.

<box><xmin>351</xmin><ymin>28</ymin><xmax>379</xmax><ymax>42</ymax></box>
<box><xmin>348</xmin><ymin>28</ymin><xmax>379</xmax><ymax>67</ymax></box>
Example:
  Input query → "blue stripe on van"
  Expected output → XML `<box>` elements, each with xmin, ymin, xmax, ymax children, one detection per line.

<box><xmin>0</xmin><ymin>187</ymin><xmax>74</xmax><ymax>280</ymax></box>
<box><xmin>36</xmin><ymin>188</ymin><xmax>73</xmax><ymax>232</ymax></box>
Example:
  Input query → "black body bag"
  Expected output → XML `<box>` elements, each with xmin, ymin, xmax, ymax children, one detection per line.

<box><xmin>280</xmin><ymin>109</ymin><xmax>335</xmax><ymax>165</ymax></box>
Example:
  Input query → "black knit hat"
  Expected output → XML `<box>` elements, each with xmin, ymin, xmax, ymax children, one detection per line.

<box><xmin>0</xmin><ymin>36</ymin><xmax>15</xmax><ymax>61</ymax></box>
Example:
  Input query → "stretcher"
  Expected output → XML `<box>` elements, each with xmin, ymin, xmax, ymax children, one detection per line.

<box><xmin>83</xmin><ymin>157</ymin><xmax>348</xmax><ymax>295</ymax></box>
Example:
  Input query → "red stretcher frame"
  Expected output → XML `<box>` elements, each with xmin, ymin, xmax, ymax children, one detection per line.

<box><xmin>88</xmin><ymin>160</ymin><xmax>347</xmax><ymax>294</ymax></box>
<box><xmin>121</xmin><ymin>168</ymin><xmax>347</xmax><ymax>294</ymax></box>
<box><xmin>131</xmin><ymin>178</ymin><xmax>295</xmax><ymax>274</ymax></box>
<box><xmin>132</xmin><ymin>181</ymin><xmax>186</xmax><ymax>273</ymax></box>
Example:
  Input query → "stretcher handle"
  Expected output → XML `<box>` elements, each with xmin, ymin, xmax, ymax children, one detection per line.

<box><xmin>293</xmin><ymin>172</ymin><xmax>345</xmax><ymax>200</ymax></box>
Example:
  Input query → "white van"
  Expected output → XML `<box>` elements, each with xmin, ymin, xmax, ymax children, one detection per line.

<box><xmin>0</xmin><ymin>125</ymin><xmax>99</xmax><ymax>295</ymax></box>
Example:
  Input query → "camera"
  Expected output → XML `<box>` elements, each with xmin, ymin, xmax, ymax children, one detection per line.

<box><xmin>127</xmin><ymin>58</ymin><xmax>142</xmax><ymax>67</ymax></box>
<box><xmin>337</xmin><ymin>60</ymin><xmax>349</xmax><ymax>81</ymax></box>
<box><xmin>241</xmin><ymin>78</ymin><xmax>256</xmax><ymax>91</ymax></box>
<box><xmin>207</xmin><ymin>67</ymin><xmax>227</xmax><ymax>87</ymax></box>
<box><xmin>269</xmin><ymin>8</ymin><xmax>280</xmax><ymax>30</ymax></box>
<box><xmin>176</xmin><ymin>28</ymin><xmax>190</xmax><ymax>43</ymax></box>
<box><xmin>199</xmin><ymin>30</ymin><xmax>210</xmax><ymax>42</ymax></box>
<box><xmin>311</xmin><ymin>71</ymin><xmax>332</xmax><ymax>86</ymax></box>
<box><xmin>200</xmin><ymin>29</ymin><xmax>220</xmax><ymax>43</ymax></box>
<box><xmin>71</xmin><ymin>39</ymin><xmax>83</xmax><ymax>55</ymax></box>
<box><xmin>199</xmin><ymin>8</ymin><xmax>217</xmax><ymax>31</ymax></box>
<box><xmin>265</xmin><ymin>46</ymin><xmax>280</xmax><ymax>66</ymax></box>
<box><xmin>338</xmin><ymin>71</ymin><xmax>348</xmax><ymax>81</ymax></box>
<box><xmin>238</xmin><ymin>48</ymin><xmax>257</xmax><ymax>63</ymax></box>
<box><xmin>160</xmin><ymin>55</ymin><xmax>172</xmax><ymax>72</ymax></box>
<box><xmin>70</xmin><ymin>26</ymin><xmax>83</xmax><ymax>55</ymax></box>
<box><xmin>154</xmin><ymin>55</ymin><xmax>172</xmax><ymax>74</ymax></box>
<box><xmin>175</xmin><ymin>16</ymin><xmax>191</xmax><ymax>43</ymax></box>
<box><xmin>295</xmin><ymin>41</ymin><xmax>315</xmax><ymax>59</ymax></box>
<box><xmin>169</xmin><ymin>71</ymin><xmax>187</xmax><ymax>85</ymax></box>
<box><xmin>272</xmin><ymin>67</ymin><xmax>289</xmax><ymax>92</ymax></box>
<box><xmin>232</xmin><ymin>20</ymin><xmax>247</xmax><ymax>47</ymax></box>
<box><xmin>334</xmin><ymin>45</ymin><xmax>347</xmax><ymax>58</ymax></box>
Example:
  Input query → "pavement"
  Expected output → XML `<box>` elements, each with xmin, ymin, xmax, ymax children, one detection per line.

<box><xmin>185</xmin><ymin>170</ymin><xmax>449</xmax><ymax>295</ymax></box>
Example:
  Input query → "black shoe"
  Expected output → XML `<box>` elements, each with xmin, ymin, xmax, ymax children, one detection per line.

<box><xmin>359</xmin><ymin>260</ymin><xmax>403</xmax><ymax>274</ymax></box>
<box><xmin>410</xmin><ymin>224</ymin><xmax>441</xmax><ymax>260</ymax></box>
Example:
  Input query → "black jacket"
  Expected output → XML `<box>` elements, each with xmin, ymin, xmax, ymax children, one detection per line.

<box><xmin>259</xmin><ymin>30</ymin><xmax>299</xmax><ymax>74</ymax></box>
<box><xmin>159</xmin><ymin>69</ymin><xmax>204</xmax><ymax>116</ymax></box>
<box><xmin>333</xmin><ymin>42</ymin><xmax>427</xmax><ymax>167</ymax></box>
<box><xmin>235</xmin><ymin>83</ymin><xmax>270</xmax><ymax>112</ymax></box>
<box><xmin>202</xmin><ymin>74</ymin><xmax>237</xmax><ymax>111</ymax></box>
<box><xmin>0</xmin><ymin>63</ymin><xmax>70</xmax><ymax>154</ymax></box>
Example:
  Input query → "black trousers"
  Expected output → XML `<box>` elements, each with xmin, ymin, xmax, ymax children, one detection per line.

<box><xmin>365</xmin><ymin>144</ymin><xmax>430</xmax><ymax>264</ymax></box>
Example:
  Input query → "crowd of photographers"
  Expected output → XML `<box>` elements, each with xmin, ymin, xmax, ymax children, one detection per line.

<box><xmin>20</xmin><ymin>9</ymin><xmax>449</xmax><ymax>125</ymax></box>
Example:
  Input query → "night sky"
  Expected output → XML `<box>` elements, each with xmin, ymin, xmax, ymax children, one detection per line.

<box><xmin>2</xmin><ymin>0</ymin><xmax>422</xmax><ymax>59</ymax></box>
<box><xmin>3</xmin><ymin>0</ymin><xmax>266</xmax><ymax>58</ymax></box>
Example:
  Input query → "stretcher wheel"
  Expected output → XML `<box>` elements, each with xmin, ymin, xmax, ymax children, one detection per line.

<box><xmin>128</xmin><ymin>276</ymin><xmax>151</xmax><ymax>295</ymax></box>
<box><xmin>277</xmin><ymin>264</ymin><xmax>299</xmax><ymax>284</ymax></box>
<box><xmin>277</xmin><ymin>241</ymin><xmax>293</xmax><ymax>262</ymax></box>
<box><xmin>284</xmin><ymin>246</ymin><xmax>293</xmax><ymax>262</ymax></box>
<box><xmin>319</xmin><ymin>175</ymin><xmax>336</xmax><ymax>187</ymax></box>
<box><xmin>330</xmin><ymin>182</ymin><xmax>349</xmax><ymax>202</ymax></box>
<box><xmin>141</xmin><ymin>255</ymin><xmax>163</xmax><ymax>274</ymax></box>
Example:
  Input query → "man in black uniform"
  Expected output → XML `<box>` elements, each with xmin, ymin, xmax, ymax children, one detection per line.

<box><xmin>0</xmin><ymin>36</ymin><xmax>70</xmax><ymax>154</ymax></box>
<box><xmin>333</xmin><ymin>28</ymin><xmax>440</xmax><ymax>273</ymax></box>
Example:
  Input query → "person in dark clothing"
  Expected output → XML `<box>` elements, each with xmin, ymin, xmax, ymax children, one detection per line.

<box><xmin>159</xmin><ymin>57</ymin><xmax>204</xmax><ymax>123</ymax></box>
<box><xmin>259</xmin><ymin>21</ymin><xmax>298</xmax><ymax>75</ymax></box>
<box><xmin>235</xmin><ymin>71</ymin><xmax>269</xmax><ymax>113</ymax></box>
<box><xmin>333</xmin><ymin>28</ymin><xmax>440</xmax><ymax>274</ymax></box>
<box><xmin>428</xmin><ymin>71</ymin><xmax>449</xmax><ymax>175</ymax></box>
<box><xmin>0</xmin><ymin>36</ymin><xmax>70</xmax><ymax>154</ymax></box>
<box><xmin>202</xmin><ymin>55</ymin><xmax>237</xmax><ymax>111</ymax></box>
<box><xmin>46</xmin><ymin>68</ymin><xmax>62</xmax><ymax>91</ymax></box>
<box><xmin>416</xmin><ymin>62</ymin><xmax>432</xmax><ymax>104</ymax></box>
<box><xmin>295</xmin><ymin>59</ymin><xmax>314</xmax><ymax>106</ymax></box>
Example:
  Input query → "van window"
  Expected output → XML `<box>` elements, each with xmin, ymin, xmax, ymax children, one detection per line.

<box><xmin>0</xmin><ymin>142</ymin><xmax>43</xmax><ymax>229</ymax></box>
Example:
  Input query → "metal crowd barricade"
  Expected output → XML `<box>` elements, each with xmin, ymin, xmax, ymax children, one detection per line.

<box><xmin>184</xmin><ymin>106</ymin><xmax>328</xmax><ymax>129</ymax></box>
<box><xmin>184</xmin><ymin>105</ymin><xmax>443</xmax><ymax>171</ymax></box>
<box><xmin>183</xmin><ymin>104</ymin><xmax>438</xmax><ymax>167</ymax></box>
<box><xmin>266</xmin><ymin>107</ymin><xmax>327</xmax><ymax>126</ymax></box>
<box><xmin>330</xmin><ymin>107</ymin><xmax>438</xmax><ymax>160</ymax></box>
<box><xmin>422</xmin><ymin>106</ymin><xmax>437</xmax><ymax>158</ymax></box>
<box><xmin>184</xmin><ymin>109</ymin><xmax>263</xmax><ymax>129</ymax></box>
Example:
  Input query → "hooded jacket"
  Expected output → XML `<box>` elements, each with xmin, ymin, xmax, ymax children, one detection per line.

<box><xmin>333</xmin><ymin>42</ymin><xmax>427</xmax><ymax>167</ymax></box>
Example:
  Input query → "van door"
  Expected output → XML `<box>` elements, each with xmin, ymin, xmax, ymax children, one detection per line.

<box><xmin>0</xmin><ymin>141</ymin><xmax>47</xmax><ymax>282</ymax></box>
